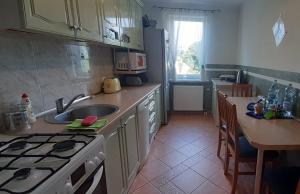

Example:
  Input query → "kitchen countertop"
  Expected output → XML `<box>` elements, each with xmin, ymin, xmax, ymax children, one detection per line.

<box><xmin>211</xmin><ymin>79</ymin><xmax>235</xmax><ymax>86</ymax></box>
<box><xmin>1</xmin><ymin>84</ymin><xmax>160</xmax><ymax>136</ymax></box>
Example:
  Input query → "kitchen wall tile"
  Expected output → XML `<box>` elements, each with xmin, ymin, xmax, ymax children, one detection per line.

<box><xmin>0</xmin><ymin>31</ymin><xmax>114</xmax><ymax>130</ymax></box>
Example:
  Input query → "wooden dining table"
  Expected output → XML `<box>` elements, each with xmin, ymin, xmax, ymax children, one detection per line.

<box><xmin>228</xmin><ymin>97</ymin><xmax>300</xmax><ymax>194</ymax></box>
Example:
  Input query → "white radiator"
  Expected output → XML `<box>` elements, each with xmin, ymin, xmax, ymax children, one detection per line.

<box><xmin>173</xmin><ymin>85</ymin><xmax>204</xmax><ymax>111</ymax></box>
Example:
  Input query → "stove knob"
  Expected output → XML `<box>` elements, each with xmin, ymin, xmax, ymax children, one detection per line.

<box><xmin>94</xmin><ymin>156</ymin><xmax>100</xmax><ymax>164</ymax></box>
<box><xmin>64</xmin><ymin>181</ymin><xmax>73</xmax><ymax>194</ymax></box>
<box><xmin>87</xmin><ymin>160</ymin><xmax>96</xmax><ymax>169</ymax></box>
<box><xmin>98</xmin><ymin>152</ymin><xmax>105</xmax><ymax>161</ymax></box>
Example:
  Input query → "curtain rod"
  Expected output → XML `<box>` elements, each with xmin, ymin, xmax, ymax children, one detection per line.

<box><xmin>152</xmin><ymin>5</ymin><xmax>221</xmax><ymax>13</ymax></box>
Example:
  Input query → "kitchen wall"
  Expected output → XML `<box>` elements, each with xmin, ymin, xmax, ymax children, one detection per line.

<box><xmin>143</xmin><ymin>2</ymin><xmax>240</xmax><ymax>66</ymax></box>
<box><xmin>238</xmin><ymin>0</ymin><xmax>300</xmax><ymax>165</ymax></box>
<box><xmin>0</xmin><ymin>31</ymin><xmax>114</xmax><ymax>128</ymax></box>
<box><xmin>238</xmin><ymin>0</ymin><xmax>300</xmax><ymax>112</ymax></box>
<box><xmin>239</xmin><ymin>0</ymin><xmax>300</xmax><ymax>73</ymax></box>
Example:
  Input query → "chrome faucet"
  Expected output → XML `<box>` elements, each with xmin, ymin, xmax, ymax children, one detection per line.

<box><xmin>55</xmin><ymin>94</ymin><xmax>85</xmax><ymax>114</ymax></box>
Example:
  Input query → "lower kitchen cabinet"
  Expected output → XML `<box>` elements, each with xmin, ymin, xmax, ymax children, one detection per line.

<box><xmin>121</xmin><ymin>111</ymin><xmax>140</xmax><ymax>188</ymax></box>
<box><xmin>104</xmin><ymin>124</ymin><xmax>126</xmax><ymax>194</ymax></box>
<box><xmin>154</xmin><ymin>88</ymin><xmax>161</xmax><ymax>131</ymax></box>
<box><xmin>103</xmin><ymin>109</ymin><xmax>139</xmax><ymax>194</ymax></box>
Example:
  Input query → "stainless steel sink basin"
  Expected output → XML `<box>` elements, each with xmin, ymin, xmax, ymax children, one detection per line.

<box><xmin>45</xmin><ymin>104</ymin><xmax>119</xmax><ymax>124</ymax></box>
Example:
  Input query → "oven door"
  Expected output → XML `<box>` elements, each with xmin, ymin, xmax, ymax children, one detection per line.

<box><xmin>74</xmin><ymin>161</ymin><xmax>107</xmax><ymax>194</ymax></box>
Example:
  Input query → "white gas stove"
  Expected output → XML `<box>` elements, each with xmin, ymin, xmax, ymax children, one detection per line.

<box><xmin>0</xmin><ymin>133</ymin><xmax>106</xmax><ymax>194</ymax></box>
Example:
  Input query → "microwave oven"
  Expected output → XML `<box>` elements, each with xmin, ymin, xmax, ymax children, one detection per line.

<box><xmin>115</xmin><ymin>52</ymin><xmax>147</xmax><ymax>71</ymax></box>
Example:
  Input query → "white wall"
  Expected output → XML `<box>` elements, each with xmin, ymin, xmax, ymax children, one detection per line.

<box><xmin>143</xmin><ymin>2</ymin><xmax>240</xmax><ymax>65</ymax></box>
<box><xmin>239</xmin><ymin>0</ymin><xmax>300</xmax><ymax>73</ymax></box>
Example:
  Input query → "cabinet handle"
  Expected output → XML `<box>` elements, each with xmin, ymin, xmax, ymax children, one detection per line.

<box><xmin>69</xmin><ymin>25</ymin><xmax>78</xmax><ymax>30</ymax></box>
<box><xmin>107</xmin><ymin>130</ymin><xmax>118</xmax><ymax>139</ymax></box>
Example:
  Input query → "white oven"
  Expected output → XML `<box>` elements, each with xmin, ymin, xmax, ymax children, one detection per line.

<box><xmin>0</xmin><ymin>134</ymin><xmax>107</xmax><ymax>194</ymax></box>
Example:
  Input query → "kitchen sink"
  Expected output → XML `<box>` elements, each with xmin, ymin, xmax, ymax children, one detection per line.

<box><xmin>45</xmin><ymin>104</ymin><xmax>119</xmax><ymax>124</ymax></box>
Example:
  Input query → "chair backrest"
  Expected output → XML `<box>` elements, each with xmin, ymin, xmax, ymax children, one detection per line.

<box><xmin>217</xmin><ymin>90</ymin><xmax>228</xmax><ymax>128</ymax></box>
<box><xmin>225</xmin><ymin>99</ymin><xmax>239</xmax><ymax>150</ymax></box>
<box><xmin>232</xmin><ymin>84</ymin><xmax>253</xmax><ymax>97</ymax></box>
<box><xmin>296</xmin><ymin>179</ymin><xmax>300</xmax><ymax>194</ymax></box>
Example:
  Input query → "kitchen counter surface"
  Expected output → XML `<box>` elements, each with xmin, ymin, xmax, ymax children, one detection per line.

<box><xmin>1</xmin><ymin>84</ymin><xmax>160</xmax><ymax>135</ymax></box>
<box><xmin>211</xmin><ymin>79</ymin><xmax>235</xmax><ymax>86</ymax></box>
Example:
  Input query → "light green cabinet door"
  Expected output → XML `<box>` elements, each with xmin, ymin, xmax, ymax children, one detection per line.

<box><xmin>118</xmin><ymin>0</ymin><xmax>132</xmax><ymax>47</ymax></box>
<box><xmin>122</xmin><ymin>113</ymin><xmax>140</xmax><ymax>186</ymax></box>
<box><xmin>101</xmin><ymin>0</ymin><xmax>121</xmax><ymax>46</ymax></box>
<box><xmin>155</xmin><ymin>88</ymin><xmax>161</xmax><ymax>131</ymax></box>
<box><xmin>104</xmin><ymin>125</ymin><xmax>126</xmax><ymax>194</ymax></box>
<box><xmin>23</xmin><ymin>0</ymin><xmax>74</xmax><ymax>37</ymax></box>
<box><xmin>72</xmin><ymin>0</ymin><xmax>103</xmax><ymax>41</ymax></box>
<box><xmin>134</xmin><ymin>1</ymin><xmax>144</xmax><ymax>50</ymax></box>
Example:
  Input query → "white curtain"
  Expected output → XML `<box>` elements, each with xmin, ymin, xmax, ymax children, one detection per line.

<box><xmin>161</xmin><ymin>8</ymin><xmax>208</xmax><ymax>80</ymax></box>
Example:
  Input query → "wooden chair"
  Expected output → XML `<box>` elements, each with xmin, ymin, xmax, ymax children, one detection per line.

<box><xmin>232</xmin><ymin>84</ymin><xmax>253</xmax><ymax>97</ymax></box>
<box><xmin>296</xmin><ymin>180</ymin><xmax>300</xmax><ymax>194</ymax></box>
<box><xmin>217</xmin><ymin>90</ymin><xmax>228</xmax><ymax>160</ymax></box>
<box><xmin>224</xmin><ymin>100</ymin><xmax>278</xmax><ymax>194</ymax></box>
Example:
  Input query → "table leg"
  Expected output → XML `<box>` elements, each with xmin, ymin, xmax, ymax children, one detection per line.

<box><xmin>254</xmin><ymin>148</ymin><xmax>264</xmax><ymax>194</ymax></box>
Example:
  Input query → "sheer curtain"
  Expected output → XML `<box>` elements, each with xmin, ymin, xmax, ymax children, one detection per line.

<box><xmin>161</xmin><ymin>8</ymin><xmax>208</xmax><ymax>81</ymax></box>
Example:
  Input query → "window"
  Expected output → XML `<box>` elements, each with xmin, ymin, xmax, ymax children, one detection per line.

<box><xmin>174</xmin><ymin>20</ymin><xmax>204</xmax><ymax>80</ymax></box>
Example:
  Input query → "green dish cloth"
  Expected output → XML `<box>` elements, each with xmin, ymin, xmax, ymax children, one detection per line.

<box><xmin>66</xmin><ymin>119</ymin><xmax>108</xmax><ymax>132</ymax></box>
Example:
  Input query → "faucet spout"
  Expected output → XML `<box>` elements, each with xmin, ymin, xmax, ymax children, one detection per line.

<box><xmin>55</xmin><ymin>94</ymin><xmax>85</xmax><ymax>114</ymax></box>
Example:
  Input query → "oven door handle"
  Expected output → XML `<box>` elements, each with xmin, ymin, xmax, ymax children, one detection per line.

<box><xmin>85</xmin><ymin>166</ymin><xmax>104</xmax><ymax>194</ymax></box>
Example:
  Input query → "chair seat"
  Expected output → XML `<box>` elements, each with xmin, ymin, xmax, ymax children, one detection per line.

<box><xmin>239</xmin><ymin>137</ymin><xmax>278</xmax><ymax>159</ymax></box>
<box><xmin>239</xmin><ymin>136</ymin><xmax>257</xmax><ymax>158</ymax></box>
<box><xmin>264</xmin><ymin>167</ymin><xmax>300</xmax><ymax>194</ymax></box>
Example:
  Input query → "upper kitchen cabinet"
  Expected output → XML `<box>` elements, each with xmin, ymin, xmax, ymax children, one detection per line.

<box><xmin>130</xmin><ymin>0</ymin><xmax>144</xmax><ymax>50</ymax></box>
<box><xmin>71</xmin><ymin>0</ymin><xmax>103</xmax><ymax>41</ymax></box>
<box><xmin>118</xmin><ymin>0</ymin><xmax>132</xmax><ymax>48</ymax></box>
<box><xmin>101</xmin><ymin>0</ymin><xmax>121</xmax><ymax>46</ymax></box>
<box><xmin>0</xmin><ymin>0</ymin><xmax>74</xmax><ymax>37</ymax></box>
<box><xmin>0</xmin><ymin>0</ymin><xmax>103</xmax><ymax>41</ymax></box>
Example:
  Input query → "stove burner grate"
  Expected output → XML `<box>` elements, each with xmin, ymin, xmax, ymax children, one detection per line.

<box><xmin>13</xmin><ymin>168</ymin><xmax>31</xmax><ymax>180</ymax></box>
<box><xmin>53</xmin><ymin>140</ymin><xmax>76</xmax><ymax>152</ymax></box>
<box><xmin>8</xmin><ymin>141</ymin><xmax>27</xmax><ymax>150</ymax></box>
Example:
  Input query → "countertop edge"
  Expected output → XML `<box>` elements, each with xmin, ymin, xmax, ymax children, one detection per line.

<box><xmin>1</xmin><ymin>84</ymin><xmax>161</xmax><ymax>136</ymax></box>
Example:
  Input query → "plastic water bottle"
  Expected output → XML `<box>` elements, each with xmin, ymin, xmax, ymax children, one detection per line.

<box><xmin>283</xmin><ymin>84</ymin><xmax>297</xmax><ymax>115</ymax></box>
<box><xmin>267</xmin><ymin>80</ymin><xmax>280</xmax><ymax>107</ymax></box>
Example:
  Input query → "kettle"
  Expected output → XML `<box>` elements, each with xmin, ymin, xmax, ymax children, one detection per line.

<box><xmin>103</xmin><ymin>78</ymin><xmax>121</xmax><ymax>94</ymax></box>
<box><xmin>236</xmin><ymin>70</ymin><xmax>246</xmax><ymax>84</ymax></box>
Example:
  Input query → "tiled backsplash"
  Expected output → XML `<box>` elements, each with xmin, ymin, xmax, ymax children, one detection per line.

<box><xmin>0</xmin><ymin>31</ymin><xmax>114</xmax><ymax>128</ymax></box>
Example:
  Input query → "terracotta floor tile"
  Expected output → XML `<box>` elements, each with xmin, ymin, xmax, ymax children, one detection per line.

<box><xmin>171</xmin><ymin>169</ymin><xmax>207</xmax><ymax>193</ymax></box>
<box><xmin>208</xmin><ymin>169</ymin><xmax>232</xmax><ymax>192</ymax></box>
<box><xmin>190</xmin><ymin>139</ymin><xmax>211</xmax><ymax>150</ymax></box>
<box><xmin>131</xmin><ymin>113</ymin><xmax>255</xmax><ymax>194</ymax></box>
<box><xmin>151</xmin><ymin>164</ymin><xmax>189</xmax><ymax>188</ymax></box>
<box><xmin>177</xmin><ymin>143</ymin><xmax>203</xmax><ymax>157</ymax></box>
<box><xmin>150</xmin><ymin>140</ymin><xmax>175</xmax><ymax>158</ymax></box>
<box><xmin>163</xmin><ymin>138</ymin><xmax>188</xmax><ymax>149</ymax></box>
<box><xmin>191</xmin><ymin>181</ymin><xmax>229</xmax><ymax>194</ymax></box>
<box><xmin>191</xmin><ymin>158</ymin><xmax>221</xmax><ymax>179</ymax></box>
<box><xmin>129</xmin><ymin>174</ymin><xmax>149</xmax><ymax>193</ymax></box>
<box><xmin>132</xmin><ymin>183</ymin><xmax>162</xmax><ymax>194</ymax></box>
<box><xmin>182</xmin><ymin>153</ymin><xmax>205</xmax><ymax>167</ymax></box>
<box><xmin>158</xmin><ymin>182</ymin><xmax>185</xmax><ymax>194</ymax></box>
<box><xmin>159</xmin><ymin>150</ymin><xmax>188</xmax><ymax>168</ymax></box>
<box><xmin>197</xmin><ymin>149</ymin><xmax>213</xmax><ymax>158</ymax></box>
<box><xmin>140</xmin><ymin>159</ymin><xmax>171</xmax><ymax>180</ymax></box>
<box><xmin>205</xmin><ymin>154</ymin><xmax>224</xmax><ymax>169</ymax></box>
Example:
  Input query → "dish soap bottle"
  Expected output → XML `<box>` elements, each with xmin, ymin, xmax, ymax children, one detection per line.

<box><xmin>21</xmin><ymin>93</ymin><xmax>36</xmax><ymax>124</ymax></box>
